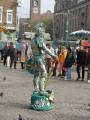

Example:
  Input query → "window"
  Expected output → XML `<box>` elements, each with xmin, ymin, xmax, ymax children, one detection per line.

<box><xmin>0</xmin><ymin>7</ymin><xmax>3</xmax><ymax>23</ymax></box>
<box><xmin>7</xmin><ymin>10</ymin><xmax>13</xmax><ymax>24</ymax></box>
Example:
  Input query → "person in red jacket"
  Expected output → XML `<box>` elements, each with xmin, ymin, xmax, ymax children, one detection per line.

<box><xmin>52</xmin><ymin>59</ymin><xmax>58</xmax><ymax>76</ymax></box>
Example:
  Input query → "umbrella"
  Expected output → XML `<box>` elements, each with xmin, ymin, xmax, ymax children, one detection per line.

<box><xmin>71</xmin><ymin>29</ymin><xmax>90</xmax><ymax>37</ymax></box>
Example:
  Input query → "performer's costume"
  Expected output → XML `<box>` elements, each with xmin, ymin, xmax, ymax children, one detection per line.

<box><xmin>27</xmin><ymin>23</ymin><xmax>57</xmax><ymax>111</ymax></box>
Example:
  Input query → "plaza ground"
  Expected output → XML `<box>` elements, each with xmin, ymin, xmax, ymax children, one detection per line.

<box><xmin>0</xmin><ymin>63</ymin><xmax>90</xmax><ymax>120</ymax></box>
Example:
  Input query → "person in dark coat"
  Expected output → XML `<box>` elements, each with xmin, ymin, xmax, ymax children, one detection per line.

<box><xmin>9</xmin><ymin>42</ymin><xmax>15</xmax><ymax>68</ymax></box>
<box><xmin>6</xmin><ymin>46</ymin><xmax>10</xmax><ymax>67</ymax></box>
<box><xmin>13</xmin><ymin>45</ymin><xmax>18</xmax><ymax>69</ymax></box>
<box><xmin>76</xmin><ymin>46</ymin><xmax>87</xmax><ymax>81</ymax></box>
<box><xmin>87</xmin><ymin>49</ymin><xmax>90</xmax><ymax>80</ymax></box>
<box><xmin>64</xmin><ymin>47</ymin><xmax>75</xmax><ymax>80</ymax></box>
<box><xmin>3</xmin><ymin>43</ymin><xmax>9</xmax><ymax>66</ymax></box>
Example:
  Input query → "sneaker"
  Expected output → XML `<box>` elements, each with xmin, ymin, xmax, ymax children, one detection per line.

<box><xmin>88</xmin><ymin>80</ymin><xmax>90</xmax><ymax>84</ymax></box>
<box><xmin>61</xmin><ymin>76</ymin><xmax>65</xmax><ymax>78</ymax></box>
<box><xmin>76</xmin><ymin>77</ymin><xmax>80</xmax><ymax>81</ymax></box>
<box><xmin>58</xmin><ymin>74</ymin><xmax>61</xmax><ymax>77</ymax></box>
<box><xmin>81</xmin><ymin>78</ymin><xmax>84</xmax><ymax>81</ymax></box>
<box><xmin>64</xmin><ymin>78</ymin><xmax>67</xmax><ymax>80</ymax></box>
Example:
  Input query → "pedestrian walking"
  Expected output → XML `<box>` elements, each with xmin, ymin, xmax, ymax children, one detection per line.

<box><xmin>20</xmin><ymin>44</ymin><xmax>26</xmax><ymax>69</ymax></box>
<box><xmin>13</xmin><ymin>45</ymin><xmax>18</xmax><ymax>69</ymax></box>
<box><xmin>7</xmin><ymin>46</ymin><xmax>10</xmax><ymax>67</ymax></box>
<box><xmin>58</xmin><ymin>46</ymin><xmax>67</xmax><ymax>78</ymax></box>
<box><xmin>76</xmin><ymin>46</ymin><xmax>87</xmax><ymax>81</ymax></box>
<box><xmin>87</xmin><ymin>49</ymin><xmax>90</xmax><ymax>82</ymax></box>
<box><xmin>63</xmin><ymin>48</ymin><xmax>75</xmax><ymax>80</ymax></box>
<box><xmin>45</xmin><ymin>43</ymin><xmax>55</xmax><ymax>74</ymax></box>
<box><xmin>52</xmin><ymin>59</ymin><xmax>58</xmax><ymax>77</ymax></box>
<box><xmin>9</xmin><ymin>42</ymin><xmax>15</xmax><ymax>68</ymax></box>
<box><xmin>3</xmin><ymin>43</ymin><xmax>9</xmax><ymax>66</ymax></box>
<box><xmin>25</xmin><ymin>42</ymin><xmax>29</xmax><ymax>59</ymax></box>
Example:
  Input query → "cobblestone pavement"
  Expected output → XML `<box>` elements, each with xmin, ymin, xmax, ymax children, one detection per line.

<box><xmin>0</xmin><ymin>64</ymin><xmax>90</xmax><ymax>120</ymax></box>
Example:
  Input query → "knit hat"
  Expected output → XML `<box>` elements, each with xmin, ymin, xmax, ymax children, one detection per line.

<box><xmin>67</xmin><ymin>47</ymin><xmax>71</xmax><ymax>52</ymax></box>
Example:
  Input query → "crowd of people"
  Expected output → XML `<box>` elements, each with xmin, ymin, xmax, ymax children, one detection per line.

<box><xmin>45</xmin><ymin>43</ymin><xmax>89</xmax><ymax>81</ymax></box>
<box><xmin>1</xmin><ymin>42</ymin><xmax>31</xmax><ymax>69</ymax></box>
<box><xmin>0</xmin><ymin>41</ymin><xmax>89</xmax><ymax>82</ymax></box>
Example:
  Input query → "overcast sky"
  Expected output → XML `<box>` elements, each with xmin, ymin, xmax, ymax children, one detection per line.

<box><xmin>17</xmin><ymin>0</ymin><xmax>55</xmax><ymax>18</ymax></box>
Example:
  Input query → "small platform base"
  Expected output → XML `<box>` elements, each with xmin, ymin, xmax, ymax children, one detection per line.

<box><xmin>30</xmin><ymin>92</ymin><xmax>52</xmax><ymax>111</ymax></box>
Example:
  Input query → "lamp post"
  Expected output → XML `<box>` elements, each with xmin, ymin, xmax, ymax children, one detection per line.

<box><xmin>55</xmin><ymin>11</ymin><xmax>69</xmax><ymax>48</ymax></box>
<box><xmin>65</xmin><ymin>13</ymin><xmax>69</xmax><ymax>48</ymax></box>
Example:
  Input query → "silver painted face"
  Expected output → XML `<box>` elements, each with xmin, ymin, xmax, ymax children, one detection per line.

<box><xmin>36</xmin><ymin>27</ymin><xmax>45</xmax><ymax>37</ymax></box>
<box><xmin>35</xmin><ymin>23</ymin><xmax>45</xmax><ymax>37</ymax></box>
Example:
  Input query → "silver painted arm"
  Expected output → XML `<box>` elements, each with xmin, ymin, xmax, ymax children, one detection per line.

<box><xmin>42</xmin><ymin>43</ymin><xmax>57</xmax><ymax>59</ymax></box>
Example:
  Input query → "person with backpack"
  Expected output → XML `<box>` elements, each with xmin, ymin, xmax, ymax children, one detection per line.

<box><xmin>63</xmin><ymin>47</ymin><xmax>75</xmax><ymax>80</ymax></box>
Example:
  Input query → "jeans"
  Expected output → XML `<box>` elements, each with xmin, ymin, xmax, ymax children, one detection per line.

<box><xmin>53</xmin><ymin>68</ymin><xmax>56</xmax><ymax>76</ymax></box>
<box><xmin>66</xmin><ymin>68</ymin><xmax>71</xmax><ymax>80</ymax></box>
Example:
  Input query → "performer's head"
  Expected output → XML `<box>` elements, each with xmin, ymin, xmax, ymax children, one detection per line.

<box><xmin>46</xmin><ymin>43</ymin><xmax>51</xmax><ymax>49</ymax></box>
<box><xmin>35</xmin><ymin>23</ymin><xmax>45</xmax><ymax>37</ymax></box>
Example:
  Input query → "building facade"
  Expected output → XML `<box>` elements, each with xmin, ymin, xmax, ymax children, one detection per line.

<box><xmin>0</xmin><ymin>0</ymin><xmax>18</xmax><ymax>42</ymax></box>
<box><xmin>19</xmin><ymin>18</ymin><xmax>30</xmax><ymax>41</ymax></box>
<box><xmin>30</xmin><ymin>0</ymin><xmax>41</xmax><ymax>21</ymax></box>
<box><xmin>19</xmin><ymin>0</ymin><xmax>41</xmax><ymax>41</ymax></box>
<box><xmin>30</xmin><ymin>0</ymin><xmax>53</xmax><ymax>22</ymax></box>
<box><xmin>19</xmin><ymin>0</ymin><xmax>53</xmax><ymax>42</ymax></box>
<box><xmin>54</xmin><ymin>0</ymin><xmax>90</xmax><ymax>43</ymax></box>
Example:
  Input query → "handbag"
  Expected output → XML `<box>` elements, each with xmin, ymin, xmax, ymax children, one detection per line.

<box><xmin>62</xmin><ymin>66</ymin><xmax>66</xmax><ymax>72</ymax></box>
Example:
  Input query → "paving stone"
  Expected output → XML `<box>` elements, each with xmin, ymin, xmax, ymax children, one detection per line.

<box><xmin>0</xmin><ymin>63</ymin><xmax>90</xmax><ymax>120</ymax></box>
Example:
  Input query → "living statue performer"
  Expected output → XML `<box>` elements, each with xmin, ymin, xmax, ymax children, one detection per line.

<box><xmin>26</xmin><ymin>23</ymin><xmax>57</xmax><ymax>111</ymax></box>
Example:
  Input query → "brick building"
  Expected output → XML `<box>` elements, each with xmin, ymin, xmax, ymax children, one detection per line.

<box><xmin>30</xmin><ymin>0</ymin><xmax>53</xmax><ymax>22</ymax></box>
<box><xmin>54</xmin><ymin>0</ymin><xmax>90</xmax><ymax>44</ymax></box>
<box><xmin>30</xmin><ymin>0</ymin><xmax>41</xmax><ymax>21</ymax></box>
<box><xmin>0</xmin><ymin>0</ymin><xmax>18</xmax><ymax>42</ymax></box>
<box><xmin>19</xmin><ymin>18</ymin><xmax>30</xmax><ymax>40</ymax></box>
